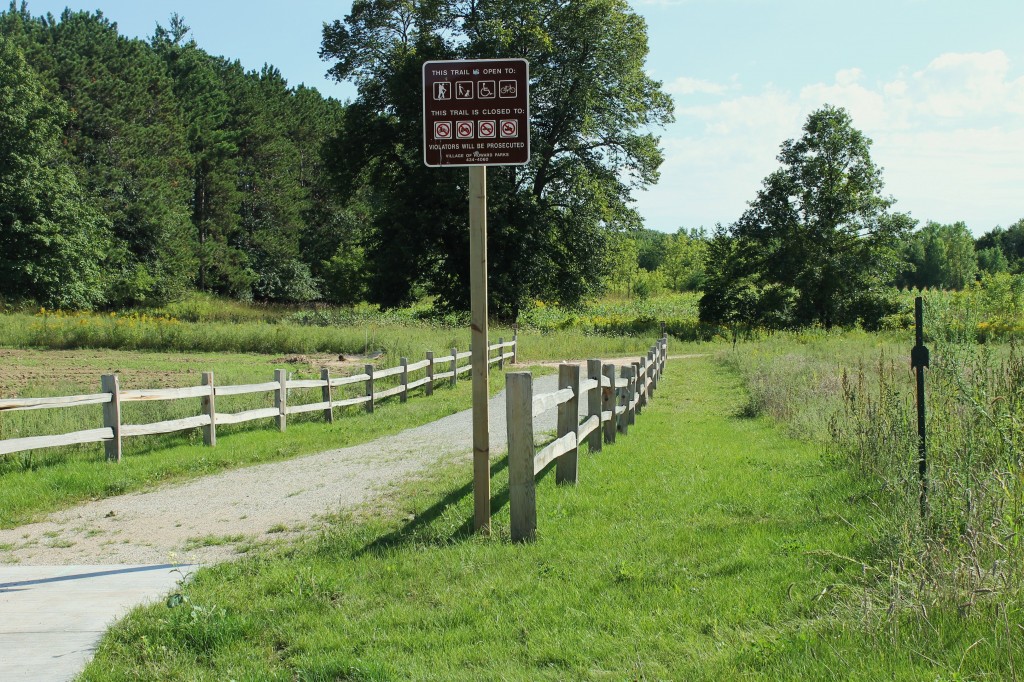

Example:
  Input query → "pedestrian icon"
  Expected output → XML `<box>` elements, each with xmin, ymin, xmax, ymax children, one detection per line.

<box><xmin>433</xmin><ymin>81</ymin><xmax>451</xmax><ymax>100</ymax></box>
<box><xmin>434</xmin><ymin>121</ymin><xmax>452</xmax><ymax>139</ymax></box>
<box><xmin>456</xmin><ymin>121</ymin><xmax>474</xmax><ymax>139</ymax></box>
<box><xmin>456</xmin><ymin>81</ymin><xmax>474</xmax><ymax>99</ymax></box>
<box><xmin>478</xmin><ymin>81</ymin><xmax>495</xmax><ymax>98</ymax></box>
<box><xmin>500</xmin><ymin>119</ymin><xmax>518</xmax><ymax>138</ymax></box>
<box><xmin>499</xmin><ymin>80</ymin><xmax>517</xmax><ymax>98</ymax></box>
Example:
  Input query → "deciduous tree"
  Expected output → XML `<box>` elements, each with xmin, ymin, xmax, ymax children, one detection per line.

<box><xmin>701</xmin><ymin>105</ymin><xmax>908</xmax><ymax>330</ymax></box>
<box><xmin>320</xmin><ymin>0</ymin><xmax>672</xmax><ymax>319</ymax></box>
<box><xmin>898</xmin><ymin>221</ymin><xmax>977</xmax><ymax>290</ymax></box>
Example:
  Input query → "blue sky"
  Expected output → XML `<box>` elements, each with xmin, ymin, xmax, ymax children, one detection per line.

<box><xmin>21</xmin><ymin>0</ymin><xmax>1024</xmax><ymax>235</ymax></box>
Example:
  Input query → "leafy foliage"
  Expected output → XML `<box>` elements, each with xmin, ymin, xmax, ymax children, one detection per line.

<box><xmin>0</xmin><ymin>5</ymin><xmax>347</xmax><ymax>307</ymax></box>
<box><xmin>897</xmin><ymin>221</ymin><xmax>978</xmax><ymax>290</ymax></box>
<box><xmin>700</xmin><ymin>106</ymin><xmax>909</xmax><ymax>330</ymax></box>
<box><xmin>659</xmin><ymin>228</ymin><xmax>707</xmax><ymax>292</ymax></box>
<box><xmin>977</xmin><ymin>217</ymin><xmax>1024</xmax><ymax>274</ymax></box>
<box><xmin>321</xmin><ymin>0</ymin><xmax>673</xmax><ymax>319</ymax></box>
<box><xmin>0</xmin><ymin>35</ymin><xmax>107</xmax><ymax>308</ymax></box>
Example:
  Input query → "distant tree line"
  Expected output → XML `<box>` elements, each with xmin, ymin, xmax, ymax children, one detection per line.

<box><xmin>5</xmin><ymin>3</ymin><xmax>1017</xmax><ymax>326</ymax></box>
<box><xmin>1</xmin><ymin>5</ymin><xmax>350</xmax><ymax>309</ymax></box>
<box><xmin>0</xmin><ymin>0</ymin><xmax>673</xmax><ymax>319</ymax></box>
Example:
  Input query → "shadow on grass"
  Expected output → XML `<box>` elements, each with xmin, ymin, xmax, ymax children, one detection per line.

<box><xmin>356</xmin><ymin>456</ymin><xmax>510</xmax><ymax>555</ymax></box>
<box><xmin>355</xmin><ymin>455</ymin><xmax>558</xmax><ymax>555</ymax></box>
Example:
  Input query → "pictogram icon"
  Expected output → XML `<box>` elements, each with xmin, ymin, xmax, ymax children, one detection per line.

<box><xmin>500</xmin><ymin>119</ymin><xmax>519</xmax><ymax>138</ymax></box>
<box><xmin>434</xmin><ymin>121</ymin><xmax>452</xmax><ymax>139</ymax></box>
<box><xmin>499</xmin><ymin>80</ymin><xmax>517</xmax><ymax>98</ymax></box>
<box><xmin>478</xmin><ymin>120</ymin><xmax>496</xmax><ymax>138</ymax></box>
<box><xmin>456</xmin><ymin>120</ymin><xmax>474</xmax><ymax>139</ymax></box>
<box><xmin>456</xmin><ymin>81</ymin><xmax>474</xmax><ymax>99</ymax></box>
<box><xmin>478</xmin><ymin>81</ymin><xmax>496</xmax><ymax>98</ymax></box>
<box><xmin>433</xmin><ymin>81</ymin><xmax>451</xmax><ymax>100</ymax></box>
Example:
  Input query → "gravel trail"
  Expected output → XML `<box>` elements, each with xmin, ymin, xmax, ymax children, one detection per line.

<box><xmin>0</xmin><ymin>373</ymin><xmax>563</xmax><ymax>566</ymax></box>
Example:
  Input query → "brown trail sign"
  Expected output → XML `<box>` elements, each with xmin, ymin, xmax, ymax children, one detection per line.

<box><xmin>423</xmin><ymin>59</ymin><xmax>530</xmax><ymax>167</ymax></box>
<box><xmin>423</xmin><ymin>58</ymin><xmax>531</xmax><ymax>533</ymax></box>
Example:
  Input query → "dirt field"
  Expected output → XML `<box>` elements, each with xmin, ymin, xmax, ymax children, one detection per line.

<box><xmin>0</xmin><ymin>348</ymin><xmax>371</xmax><ymax>397</ymax></box>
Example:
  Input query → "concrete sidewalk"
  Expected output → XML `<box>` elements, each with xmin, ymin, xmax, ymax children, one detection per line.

<box><xmin>0</xmin><ymin>564</ymin><xmax>194</xmax><ymax>681</ymax></box>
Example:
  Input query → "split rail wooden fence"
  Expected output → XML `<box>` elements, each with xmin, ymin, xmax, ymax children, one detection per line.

<box><xmin>506</xmin><ymin>335</ymin><xmax>668</xmax><ymax>542</ymax></box>
<box><xmin>0</xmin><ymin>337</ymin><xmax>518</xmax><ymax>461</ymax></box>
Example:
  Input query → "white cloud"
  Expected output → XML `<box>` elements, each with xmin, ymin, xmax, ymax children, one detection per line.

<box><xmin>911</xmin><ymin>50</ymin><xmax>1024</xmax><ymax>118</ymax></box>
<box><xmin>664</xmin><ymin>76</ymin><xmax>730</xmax><ymax>96</ymax></box>
<box><xmin>639</xmin><ymin>51</ymin><xmax>1024</xmax><ymax>233</ymax></box>
<box><xmin>835</xmin><ymin>68</ymin><xmax>863</xmax><ymax>87</ymax></box>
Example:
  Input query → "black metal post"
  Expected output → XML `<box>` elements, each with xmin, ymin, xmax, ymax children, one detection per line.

<box><xmin>911</xmin><ymin>296</ymin><xmax>930</xmax><ymax>519</ymax></box>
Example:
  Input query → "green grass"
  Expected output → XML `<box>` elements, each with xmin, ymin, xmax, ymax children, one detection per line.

<box><xmin>0</xmin><ymin>309</ymin><xmax>492</xmax><ymax>360</ymax></box>
<box><xmin>183</xmin><ymin>534</ymin><xmax>247</xmax><ymax>551</ymax></box>
<box><xmin>81</xmin><ymin>356</ymin><xmax>889</xmax><ymax>680</ymax></box>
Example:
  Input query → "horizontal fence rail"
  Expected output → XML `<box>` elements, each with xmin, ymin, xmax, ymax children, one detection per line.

<box><xmin>507</xmin><ymin>334</ymin><xmax>668</xmax><ymax>542</ymax></box>
<box><xmin>0</xmin><ymin>330</ymin><xmax>522</xmax><ymax>461</ymax></box>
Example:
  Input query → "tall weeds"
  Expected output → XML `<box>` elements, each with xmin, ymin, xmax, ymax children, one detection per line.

<box><xmin>726</xmin><ymin>332</ymin><xmax>1023</xmax><ymax>658</ymax></box>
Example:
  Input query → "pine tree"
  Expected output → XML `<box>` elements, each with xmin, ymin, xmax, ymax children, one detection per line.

<box><xmin>23</xmin><ymin>10</ymin><xmax>195</xmax><ymax>305</ymax></box>
<box><xmin>0</xmin><ymin>36</ymin><xmax>107</xmax><ymax>308</ymax></box>
<box><xmin>152</xmin><ymin>20</ymin><xmax>250</xmax><ymax>298</ymax></box>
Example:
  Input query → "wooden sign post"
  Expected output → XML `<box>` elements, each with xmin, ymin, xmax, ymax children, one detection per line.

<box><xmin>469</xmin><ymin>165</ymin><xmax>490</xmax><ymax>532</ymax></box>
<box><xmin>424</xmin><ymin>58</ymin><xmax>531</xmax><ymax>534</ymax></box>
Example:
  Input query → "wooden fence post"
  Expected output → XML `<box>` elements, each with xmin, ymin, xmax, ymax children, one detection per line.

<box><xmin>400</xmin><ymin>357</ymin><xmax>409</xmax><ymax>403</ymax></box>
<box><xmin>555</xmin><ymin>363</ymin><xmax>580</xmax><ymax>485</ymax></box>
<box><xmin>321</xmin><ymin>368</ymin><xmax>333</xmax><ymax>424</ymax></box>
<box><xmin>587</xmin><ymin>359</ymin><xmax>603</xmax><ymax>454</ymax></box>
<box><xmin>498</xmin><ymin>337</ymin><xmax>504</xmax><ymax>370</ymax></box>
<box><xmin>101</xmin><ymin>374</ymin><xmax>122</xmax><ymax>462</ymax></box>
<box><xmin>201</xmin><ymin>372</ymin><xmax>216</xmax><ymax>446</ymax></box>
<box><xmin>651</xmin><ymin>344</ymin><xmax>661</xmax><ymax>391</ymax></box>
<box><xmin>638</xmin><ymin>358</ymin><xmax>648</xmax><ymax>410</ymax></box>
<box><xmin>633</xmin><ymin>361</ymin><xmax>643</xmax><ymax>415</ymax></box>
<box><xmin>512</xmin><ymin>325</ymin><xmax>518</xmax><ymax>364</ymax></box>
<box><xmin>647</xmin><ymin>350</ymin><xmax>656</xmax><ymax>399</ymax></box>
<box><xmin>628</xmin><ymin>365</ymin><xmax>638</xmax><ymax>426</ymax></box>
<box><xmin>364</xmin><ymin>364</ymin><xmax>374</xmax><ymax>413</ymax></box>
<box><xmin>426</xmin><ymin>351</ymin><xmax>435</xmax><ymax>396</ymax></box>
<box><xmin>618</xmin><ymin>366</ymin><xmax>631</xmax><ymax>435</ymax></box>
<box><xmin>602</xmin><ymin>363</ymin><xmax>616</xmax><ymax>445</ymax></box>
<box><xmin>507</xmin><ymin>372</ymin><xmax>536</xmax><ymax>542</ymax></box>
<box><xmin>275</xmin><ymin>369</ymin><xmax>287</xmax><ymax>432</ymax></box>
<box><xmin>450</xmin><ymin>347</ymin><xmax>458</xmax><ymax>388</ymax></box>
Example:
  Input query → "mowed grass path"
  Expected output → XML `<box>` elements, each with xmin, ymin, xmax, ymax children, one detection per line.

<box><xmin>84</xmin><ymin>357</ymin><xmax>871</xmax><ymax>680</ymax></box>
